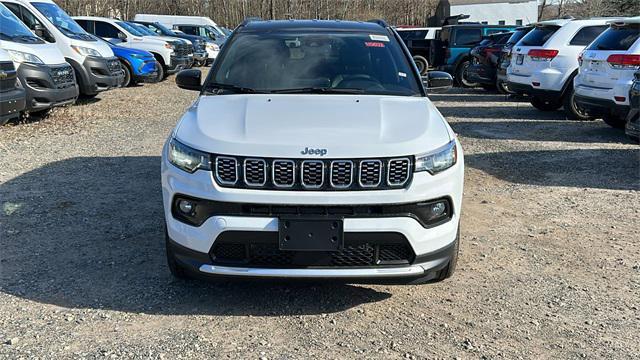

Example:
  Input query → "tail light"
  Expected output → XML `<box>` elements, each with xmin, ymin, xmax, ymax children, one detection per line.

<box><xmin>607</xmin><ymin>54</ymin><xmax>640</xmax><ymax>69</ymax></box>
<box><xmin>578</xmin><ymin>52</ymin><xmax>584</xmax><ymax>66</ymax></box>
<box><xmin>528</xmin><ymin>49</ymin><xmax>559</xmax><ymax>62</ymax></box>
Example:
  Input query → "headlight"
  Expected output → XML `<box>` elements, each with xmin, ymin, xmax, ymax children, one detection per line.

<box><xmin>415</xmin><ymin>140</ymin><xmax>458</xmax><ymax>175</ymax></box>
<box><xmin>71</xmin><ymin>45</ymin><xmax>102</xmax><ymax>57</ymax></box>
<box><xmin>168</xmin><ymin>138</ymin><xmax>211</xmax><ymax>173</ymax></box>
<box><xmin>165</xmin><ymin>42</ymin><xmax>176</xmax><ymax>50</ymax></box>
<box><xmin>130</xmin><ymin>53</ymin><xmax>147</xmax><ymax>59</ymax></box>
<box><xmin>206</xmin><ymin>44</ymin><xmax>219</xmax><ymax>51</ymax></box>
<box><xmin>6</xmin><ymin>50</ymin><xmax>44</xmax><ymax>64</ymax></box>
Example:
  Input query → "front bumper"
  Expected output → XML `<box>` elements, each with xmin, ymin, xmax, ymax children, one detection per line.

<box><xmin>161</xmin><ymin>141</ymin><xmax>464</xmax><ymax>281</ymax></box>
<box><xmin>17</xmin><ymin>63</ymin><xmax>79</xmax><ymax>112</ymax></box>
<box><xmin>167</xmin><ymin>56</ymin><xmax>192</xmax><ymax>74</ymax></box>
<box><xmin>0</xmin><ymin>87</ymin><xmax>26</xmax><ymax>123</ymax></box>
<box><xmin>574</xmin><ymin>94</ymin><xmax>630</xmax><ymax>119</ymax></box>
<box><xmin>78</xmin><ymin>56</ymin><xmax>124</xmax><ymax>95</ymax></box>
<box><xmin>193</xmin><ymin>51</ymin><xmax>208</xmax><ymax>62</ymax></box>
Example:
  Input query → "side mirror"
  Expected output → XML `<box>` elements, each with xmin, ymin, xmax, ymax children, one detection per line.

<box><xmin>176</xmin><ymin>69</ymin><xmax>202</xmax><ymax>91</ymax></box>
<box><xmin>118</xmin><ymin>32</ymin><xmax>127</xmax><ymax>41</ymax></box>
<box><xmin>422</xmin><ymin>71</ymin><xmax>453</xmax><ymax>93</ymax></box>
<box><xmin>33</xmin><ymin>24</ymin><xmax>45</xmax><ymax>38</ymax></box>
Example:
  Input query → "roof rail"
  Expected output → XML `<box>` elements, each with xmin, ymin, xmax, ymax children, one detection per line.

<box><xmin>367</xmin><ymin>19</ymin><xmax>389</xmax><ymax>28</ymax></box>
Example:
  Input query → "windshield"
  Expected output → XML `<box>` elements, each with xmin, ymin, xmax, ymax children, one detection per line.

<box><xmin>116</xmin><ymin>21</ymin><xmax>144</xmax><ymax>37</ymax></box>
<box><xmin>587</xmin><ymin>25</ymin><xmax>639</xmax><ymax>51</ymax></box>
<box><xmin>209</xmin><ymin>31</ymin><xmax>421</xmax><ymax>96</ymax></box>
<box><xmin>128</xmin><ymin>22</ymin><xmax>156</xmax><ymax>36</ymax></box>
<box><xmin>209</xmin><ymin>24</ymin><xmax>227</xmax><ymax>37</ymax></box>
<box><xmin>506</xmin><ymin>28</ymin><xmax>531</xmax><ymax>46</ymax></box>
<box><xmin>32</xmin><ymin>2</ymin><xmax>87</xmax><ymax>36</ymax></box>
<box><xmin>0</xmin><ymin>4</ymin><xmax>42</xmax><ymax>42</ymax></box>
<box><xmin>151</xmin><ymin>22</ymin><xmax>176</xmax><ymax>36</ymax></box>
<box><xmin>519</xmin><ymin>26</ymin><xmax>560</xmax><ymax>46</ymax></box>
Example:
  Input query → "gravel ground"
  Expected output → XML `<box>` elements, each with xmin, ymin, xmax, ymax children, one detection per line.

<box><xmin>0</xmin><ymin>73</ymin><xmax>638</xmax><ymax>359</ymax></box>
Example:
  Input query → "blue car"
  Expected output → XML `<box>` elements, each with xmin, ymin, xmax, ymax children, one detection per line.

<box><xmin>102</xmin><ymin>39</ymin><xmax>158</xmax><ymax>87</ymax></box>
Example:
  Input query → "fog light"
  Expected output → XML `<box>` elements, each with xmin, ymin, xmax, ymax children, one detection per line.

<box><xmin>430</xmin><ymin>202</ymin><xmax>446</xmax><ymax>217</ymax></box>
<box><xmin>178</xmin><ymin>199</ymin><xmax>195</xmax><ymax>214</ymax></box>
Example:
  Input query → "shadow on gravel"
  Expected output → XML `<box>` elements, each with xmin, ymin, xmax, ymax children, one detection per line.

<box><xmin>466</xmin><ymin>149</ymin><xmax>640</xmax><ymax>190</ymax></box>
<box><xmin>452</xmin><ymin>120</ymin><xmax>630</xmax><ymax>144</ymax></box>
<box><xmin>0</xmin><ymin>157</ymin><xmax>390</xmax><ymax>315</ymax></box>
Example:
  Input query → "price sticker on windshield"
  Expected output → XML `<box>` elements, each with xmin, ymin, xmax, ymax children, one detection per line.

<box><xmin>369</xmin><ymin>34</ymin><xmax>389</xmax><ymax>42</ymax></box>
<box><xmin>365</xmin><ymin>42</ymin><xmax>385</xmax><ymax>48</ymax></box>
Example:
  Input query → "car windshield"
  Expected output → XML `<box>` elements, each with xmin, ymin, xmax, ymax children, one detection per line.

<box><xmin>587</xmin><ymin>25</ymin><xmax>640</xmax><ymax>51</ymax></box>
<box><xmin>32</xmin><ymin>2</ymin><xmax>87</xmax><ymax>36</ymax></box>
<box><xmin>116</xmin><ymin>21</ymin><xmax>144</xmax><ymax>37</ymax></box>
<box><xmin>151</xmin><ymin>22</ymin><xmax>176</xmax><ymax>36</ymax></box>
<box><xmin>208</xmin><ymin>31</ymin><xmax>421</xmax><ymax>96</ymax></box>
<box><xmin>506</xmin><ymin>28</ymin><xmax>531</xmax><ymax>45</ymax></box>
<box><xmin>519</xmin><ymin>25</ymin><xmax>560</xmax><ymax>46</ymax></box>
<box><xmin>0</xmin><ymin>4</ymin><xmax>42</xmax><ymax>42</ymax></box>
<box><xmin>128</xmin><ymin>22</ymin><xmax>156</xmax><ymax>36</ymax></box>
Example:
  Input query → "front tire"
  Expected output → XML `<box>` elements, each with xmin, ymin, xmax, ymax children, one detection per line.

<box><xmin>456</xmin><ymin>60</ymin><xmax>479</xmax><ymax>88</ymax></box>
<box><xmin>530</xmin><ymin>96</ymin><xmax>562</xmax><ymax>111</ymax></box>
<box><xmin>154</xmin><ymin>61</ymin><xmax>165</xmax><ymax>82</ymax></box>
<box><xmin>120</xmin><ymin>61</ymin><xmax>132</xmax><ymax>87</ymax></box>
<box><xmin>413</xmin><ymin>55</ymin><xmax>429</xmax><ymax>75</ymax></box>
<box><xmin>563</xmin><ymin>87</ymin><xmax>594</xmax><ymax>121</ymax></box>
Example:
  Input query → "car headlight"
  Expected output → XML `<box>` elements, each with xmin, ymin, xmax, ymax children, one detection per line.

<box><xmin>168</xmin><ymin>138</ymin><xmax>211</xmax><ymax>173</ymax></box>
<box><xmin>415</xmin><ymin>140</ymin><xmax>458</xmax><ymax>175</ymax></box>
<box><xmin>130</xmin><ymin>53</ymin><xmax>147</xmax><ymax>59</ymax></box>
<box><xmin>71</xmin><ymin>45</ymin><xmax>102</xmax><ymax>57</ymax></box>
<box><xmin>6</xmin><ymin>50</ymin><xmax>44</xmax><ymax>64</ymax></box>
<box><xmin>207</xmin><ymin>44</ymin><xmax>219</xmax><ymax>51</ymax></box>
<box><xmin>165</xmin><ymin>42</ymin><xmax>176</xmax><ymax>50</ymax></box>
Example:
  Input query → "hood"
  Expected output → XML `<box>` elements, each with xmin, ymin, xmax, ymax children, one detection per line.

<box><xmin>144</xmin><ymin>35</ymin><xmax>185</xmax><ymax>44</ymax></box>
<box><xmin>0</xmin><ymin>40</ymin><xmax>66</xmax><ymax>65</ymax></box>
<box><xmin>109</xmin><ymin>44</ymin><xmax>153</xmax><ymax>59</ymax></box>
<box><xmin>175</xmin><ymin>94</ymin><xmax>452</xmax><ymax>159</ymax></box>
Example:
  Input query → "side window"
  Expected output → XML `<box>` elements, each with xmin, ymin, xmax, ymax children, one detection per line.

<box><xmin>569</xmin><ymin>26</ymin><xmax>608</xmax><ymax>46</ymax></box>
<box><xmin>454</xmin><ymin>28</ymin><xmax>482</xmax><ymax>46</ymax></box>
<box><xmin>4</xmin><ymin>3</ymin><xmax>55</xmax><ymax>43</ymax></box>
<box><xmin>94</xmin><ymin>21</ymin><xmax>120</xmax><ymax>39</ymax></box>
<box><xmin>180</xmin><ymin>26</ymin><xmax>197</xmax><ymax>35</ymax></box>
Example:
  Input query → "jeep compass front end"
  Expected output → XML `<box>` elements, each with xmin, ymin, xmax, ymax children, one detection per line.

<box><xmin>162</xmin><ymin>19</ymin><xmax>464</xmax><ymax>284</ymax></box>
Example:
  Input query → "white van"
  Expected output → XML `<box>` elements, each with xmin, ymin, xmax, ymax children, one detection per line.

<box><xmin>73</xmin><ymin>16</ymin><xmax>193</xmax><ymax>79</ymax></box>
<box><xmin>134</xmin><ymin>14</ymin><xmax>227</xmax><ymax>41</ymax></box>
<box><xmin>0</xmin><ymin>48</ymin><xmax>26</xmax><ymax>124</ymax></box>
<box><xmin>2</xmin><ymin>0</ymin><xmax>123</xmax><ymax>97</ymax></box>
<box><xmin>0</xmin><ymin>3</ymin><xmax>77</xmax><ymax>114</ymax></box>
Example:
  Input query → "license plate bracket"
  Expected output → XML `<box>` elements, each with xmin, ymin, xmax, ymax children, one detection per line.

<box><xmin>279</xmin><ymin>217</ymin><xmax>343</xmax><ymax>251</ymax></box>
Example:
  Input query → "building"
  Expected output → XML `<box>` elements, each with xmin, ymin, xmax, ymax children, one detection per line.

<box><xmin>430</xmin><ymin>0</ymin><xmax>538</xmax><ymax>26</ymax></box>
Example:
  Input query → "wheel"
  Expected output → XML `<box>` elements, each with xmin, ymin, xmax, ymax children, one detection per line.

<box><xmin>413</xmin><ymin>55</ymin><xmax>429</xmax><ymax>75</ymax></box>
<box><xmin>563</xmin><ymin>87</ymin><xmax>594</xmax><ymax>120</ymax></box>
<box><xmin>496</xmin><ymin>79</ymin><xmax>510</xmax><ymax>94</ymax></box>
<box><xmin>603</xmin><ymin>115</ymin><xmax>626</xmax><ymax>129</ymax></box>
<box><xmin>530</xmin><ymin>96</ymin><xmax>562</xmax><ymax>111</ymax></box>
<box><xmin>166</xmin><ymin>231</ymin><xmax>190</xmax><ymax>280</ymax></box>
<box><xmin>120</xmin><ymin>61</ymin><xmax>131</xmax><ymax>87</ymax></box>
<box><xmin>154</xmin><ymin>61</ymin><xmax>165</xmax><ymax>81</ymax></box>
<box><xmin>455</xmin><ymin>60</ymin><xmax>479</xmax><ymax>88</ymax></box>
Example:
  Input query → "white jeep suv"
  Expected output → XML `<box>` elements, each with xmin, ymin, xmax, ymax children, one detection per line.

<box><xmin>161</xmin><ymin>19</ymin><xmax>464</xmax><ymax>284</ymax></box>
<box><xmin>507</xmin><ymin>19</ymin><xmax>619</xmax><ymax>119</ymax></box>
<box><xmin>574</xmin><ymin>17</ymin><xmax>640</xmax><ymax>128</ymax></box>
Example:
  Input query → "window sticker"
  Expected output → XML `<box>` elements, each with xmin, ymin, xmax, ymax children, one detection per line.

<box><xmin>369</xmin><ymin>34</ymin><xmax>390</xmax><ymax>42</ymax></box>
<box><xmin>365</xmin><ymin>41</ymin><xmax>385</xmax><ymax>48</ymax></box>
<box><xmin>398</xmin><ymin>72</ymin><xmax>407</xmax><ymax>78</ymax></box>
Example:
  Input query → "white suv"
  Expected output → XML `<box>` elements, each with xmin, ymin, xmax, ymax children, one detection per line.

<box><xmin>507</xmin><ymin>19</ymin><xmax>619</xmax><ymax>119</ymax></box>
<box><xmin>574</xmin><ymin>17</ymin><xmax>640</xmax><ymax>128</ymax></box>
<box><xmin>162</xmin><ymin>20</ymin><xmax>464</xmax><ymax>284</ymax></box>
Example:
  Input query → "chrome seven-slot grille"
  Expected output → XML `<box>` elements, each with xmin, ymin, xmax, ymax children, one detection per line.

<box><xmin>213</xmin><ymin>155</ymin><xmax>412</xmax><ymax>191</ymax></box>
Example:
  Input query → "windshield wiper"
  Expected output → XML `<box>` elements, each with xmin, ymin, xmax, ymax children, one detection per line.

<box><xmin>270</xmin><ymin>87</ymin><xmax>365</xmax><ymax>94</ymax></box>
<box><xmin>205</xmin><ymin>82</ymin><xmax>262</xmax><ymax>94</ymax></box>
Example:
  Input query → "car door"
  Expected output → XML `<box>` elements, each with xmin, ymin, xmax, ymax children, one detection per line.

<box><xmin>94</xmin><ymin>20</ymin><xmax>125</xmax><ymax>45</ymax></box>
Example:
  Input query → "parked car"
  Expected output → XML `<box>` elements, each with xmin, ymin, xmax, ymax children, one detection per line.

<box><xmin>396</xmin><ymin>27</ymin><xmax>441</xmax><ymax>74</ymax></box>
<box><xmin>125</xmin><ymin>21</ymin><xmax>194</xmax><ymax>69</ymax></box>
<box><xmin>496</xmin><ymin>26</ymin><xmax>533</xmax><ymax>93</ymax></box>
<box><xmin>507</xmin><ymin>18</ymin><xmax>619</xmax><ymax>119</ymax></box>
<box><xmin>431</xmin><ymin>24</ymin><xmax>516</xmax><ymax>86</ymax></box>
<box><xmin>467</xmin><ymin>32</ymin><xmax>513</xmax><ymax>90</ymax></box>
<box><xmin>0</xmin><ymin>48</ymin><xmax>26</xmax><ymax>125</ymax></box>
<box><xmin>0</xmin><ymin>2</ymin><xmax>77</xmax><ymax>115</ymax></box>
<box><xmin>2</xmin><ymin>0</ymin><xmax>123</xmax><ymax>98</ymax></box>
<box><xmin>97</xmin><ymin>38</ymin><xmax>157</xmax><ymax>87</ymax></box>
<box><xmin>163</xmin><ymin>19</ymin><xmax>463</xmax><ymax>284</ymax></box>
<box><xmin>73</xmin><ymin>16</ymin><xmax>192</xmax><ymax>80</ymax></box>
<box><xmin>172</xmin><ymin>24</ymin><xmax>225</xmax><ymax>61</ymax></box>
<box><xmin>133</xmin><ymin>14</ymin><xmax>228</xmax><ymax>43</ymax></box>
<box><xmin>625</xmin><ymin>71</ymin><xmax>640</xmax><ymax>142</ymax></box>
<box><xmin>131</xmin><ymin>20</ymin><xmax>209</xmax><ymax>66</ymax></box>
<box><xmin>574</xmin><ymin>17</ymin><xmax>640</xmax><ymax>127</ymax></box>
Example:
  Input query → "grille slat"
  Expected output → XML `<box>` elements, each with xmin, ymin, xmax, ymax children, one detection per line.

<box><xmin>212</xmin><ymin>155</ymin><xmax>412</xmax><ymax>190</ymax></box>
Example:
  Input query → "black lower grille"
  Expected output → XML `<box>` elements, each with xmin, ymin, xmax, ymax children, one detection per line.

<box><xmin>210</xmin><ymin>232</ymin><xmax>415</xmax><ymax>268</ymax></box>
<box><xmin>107</xmin><ymin>59</ymin><xmax>122</xmax><ymax>75</ymax></box>
<box><xmin>50</xmin><ymin>65</ymin><xmax>75</xmax><ymax>89</ymax></box>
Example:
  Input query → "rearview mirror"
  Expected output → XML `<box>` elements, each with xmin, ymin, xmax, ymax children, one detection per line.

<box><xmin>422</xmin><ymin>71</ymin><xmax>453</xmax><ymax>93</ymax></box>
<box><xmin>176</xmin><ymin>69</ymin><xmax>202</xmax><ymax>91</ymax></box>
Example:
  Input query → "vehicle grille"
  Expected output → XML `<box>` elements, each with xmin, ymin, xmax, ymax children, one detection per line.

<box><xmin>49</xmin><ymin>64</ymin><xmax>75</xmax><ymax>89</ymax></box>
<box><xmin>210</xmin><ymin>232</ymin><xmax>415</xmax><ymax>268</ymax></box>
<box><xmin>174</xmin><ymin>42</ymin><xmax>193</xmax><ymax>57</ymax></box>
<box><xmin>212</xmin><ymin>155</ymin><xmax>413</xmax><ymax>191</ymax></box>
<box><xmin>195</xmin><ymin>40</ymin><xmax>206</xmax><ymax>52</ymax></box>
<box><xmin>106</xmin><ymin>59</ymin><xmax>122</xmax><ymax>75</ymax></box>
<box><xmin>0</xmin><ymin>61</ymin><xmax>18</xmax><ymax>92</ymax></box>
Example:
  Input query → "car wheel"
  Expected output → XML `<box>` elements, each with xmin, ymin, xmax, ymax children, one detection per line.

<box><xmin>166</xmin><ymin>230</ymin><xmax>190</xmax><ymax>280</ymax></box>
<box><xmin>456</xmin><ymin>60</ymin><xmax>479</xmax><ymax>88</ymax></box>
<box><xmin>603</xmin><ymin>115</ymin><xmax>626</xmax><ymax>129</ymax></box>
<box><xmin>120</xmin><ymin>61</ymin><xmax>131</xmax><ymax>87</ymax></box>
<box><xmin>413</xmin><ymin>55</ymin><xmax>429</xmax><ymax>75</ymax></box>
<box><xmin>530</xmin><ymin>96</ymin><xmax>562</xmax><ymax>111</ymax></box>
<box><xmin>563</xmin><ymin>87</ymin><xmax>594</xmax><ymax>121</ymax></box>
<box><xmin>155</xmin><ymin>61</ymin><xmax>166</xmax><ymax>82</ymax></box>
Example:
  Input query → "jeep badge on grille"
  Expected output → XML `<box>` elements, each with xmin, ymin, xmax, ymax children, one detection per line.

<box><xmin>300</xmin><ymin>147</ymin><xmax>328</xmax><ymax>156</ymax></box>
